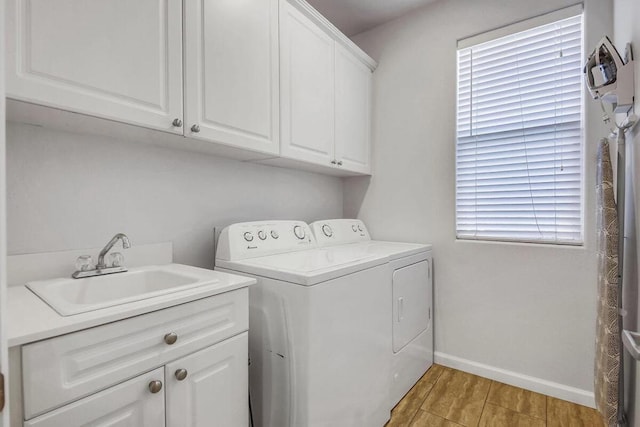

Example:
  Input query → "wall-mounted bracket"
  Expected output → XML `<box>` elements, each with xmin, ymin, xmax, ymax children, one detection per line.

<box><xmin>624</xmin><ymin>43</ymin><xmax>634</xmax><ymax>64</ymax></box>
<box><xmin>622</xmin><ymin>330</ymin><xmax>640</xmax><ymax>361</ymax></box>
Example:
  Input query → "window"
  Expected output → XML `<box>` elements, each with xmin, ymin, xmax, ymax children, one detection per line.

<box><xmin>456</xmin><ymin>8</ymin><xmax>584</xmax><ymax>245</ymax></box>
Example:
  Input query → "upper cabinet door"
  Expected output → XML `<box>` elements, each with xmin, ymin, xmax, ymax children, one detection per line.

<box><xmin>334</xmin><ymin>45</ymin><xmax>372</xmax><ymax>174</ymax></box>
<box><xmin>5</xmin><ymin>0</ymin><xmax>184</xmax><ymax>134</ymax></box>
<box><xmin>280</xmin><ymin>2</ymin><xmax>335</xmax><ymax>166</ymax></box>
<box><xmin>166</xmin><ymin>333</ymin><xmax>248</xmax><ymax>427</ymax></box>
<box><xmin>184</xmin><ymin>0</ymin><xmax>279</xmax><ymax>155</ymax></box>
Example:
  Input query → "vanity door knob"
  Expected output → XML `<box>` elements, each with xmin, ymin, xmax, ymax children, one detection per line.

<box><xmin>337</xmin><ymin>161</ymin><xmax>343</xmax><ymax>166</ymax></box>
<box><xmin>148</xmin><ymin>380</ymin><xmax>163</xmax><ymax>393</ymax></box>
<box><xmin>172</xmin><ymin>118</ymin><xmax>183</xmax><ymax>127</ymax></box>
<box><xmin>164</xmin><ymin>332</ymin><xmax>178</xmax><ymax>345</ymax></box>
<box><xmin>191</xmin><ymin>124</ymin><xmax>201</xmax><ymax>133</ymax></box>
<box><xmin>331</xmin><ymin>160</ymin><xmax>337</xmax><ymax>165</ymax></box>
<box><xmin>175</xmin><ymin>369</ymin><xmax>188</xmax><ymax>381</ymax></box>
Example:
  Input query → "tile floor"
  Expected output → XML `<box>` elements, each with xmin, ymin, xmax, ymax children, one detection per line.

<box><xmin>386</xmin><ymin>365</ymin><xmax>604</xmax><ymax>427</ymax></box>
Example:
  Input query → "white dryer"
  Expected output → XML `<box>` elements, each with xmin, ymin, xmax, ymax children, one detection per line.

<box><xmin>216</xmin><ymin>221</ymin><xmax>392</xmax><ymax>427</ymax></box>
<box><xmin>310</xmin><ymin>219</ymin><xmax>433</xmax><ymax>407</ymax></box>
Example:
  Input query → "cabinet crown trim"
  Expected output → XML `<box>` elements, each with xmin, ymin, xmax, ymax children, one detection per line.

<box><xmin>286</xmin><ymin>0</ymin><xmax>378</xmax><ymax>71</ymax></box>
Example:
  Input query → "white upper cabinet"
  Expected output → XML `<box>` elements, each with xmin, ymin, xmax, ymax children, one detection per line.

<box><xmin>4</xmin><ymin>0</ymin><xmax>376</xmax><ymax>175</ymax></box>
<box><xmin>280</xmin><ymin>2</ymin><xmax>335</xmax><ymax>166</ymax></box>
<box><xmin>335</xmin><ymin>44</ymin><xmax>372</xmax><ymax>174</ymax></box>
<box><xmin>183</xmin><ymin>0</ymin><xmax>280</xmax><ymax>154</ymax></box>
<box><xmin>5</xmin><ymin>0</ymin><xmax>184</xmax><ymax>134</ymax></box>
<box><xmin>279</xmin><ymin>0</ymin><xmax>375</xmax><ymax>174</ymax></box>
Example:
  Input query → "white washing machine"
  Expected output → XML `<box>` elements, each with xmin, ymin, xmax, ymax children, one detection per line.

<box><xmin>215</xmin><ymin>221</ymin><xmax>392</xmax><ymax>427</ymax></box>
<box><xmin>310</xmin><ymin>219</ymin><xmax>433</xmax><ymax>407</ymax></box>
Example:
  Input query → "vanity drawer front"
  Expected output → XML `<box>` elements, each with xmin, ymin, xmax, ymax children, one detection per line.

<box><xmin>22</xmin><ymin>288</ymin><xmax>248</xmax><ymax>420</ymax></box>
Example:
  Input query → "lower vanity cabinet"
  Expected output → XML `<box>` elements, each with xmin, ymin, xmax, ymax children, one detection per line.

<box><xmin>19</xmin><ymin>290</ymin><xmax>250</xmax><ymax>426</ymax></box>
<box><xmin>25</xmin><ymin>333</ymin><xmax>249</xmax><ymax>427</ymax></box>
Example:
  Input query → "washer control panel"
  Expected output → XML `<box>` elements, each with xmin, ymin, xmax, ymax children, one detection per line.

<box><xmin>310</xmin><ymin>219</ymin><xmax>371</xmax><ymax>246</ymax></box>
<box><xmin>217</xmin><ymin>220</ymin><xmax>316</xmax><ymax>261</ymax></box>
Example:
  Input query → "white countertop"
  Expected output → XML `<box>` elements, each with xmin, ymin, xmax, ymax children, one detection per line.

<box><xmin>6</xmin><ymin>264</ymin><xmax>255</xmax><ymax>347</ymax></box>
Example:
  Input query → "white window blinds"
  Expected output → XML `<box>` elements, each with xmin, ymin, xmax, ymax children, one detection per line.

<box><xmin>456</xmin><ymin>12</ymin><xmax>584</xmax><ymax>245</ymax></box>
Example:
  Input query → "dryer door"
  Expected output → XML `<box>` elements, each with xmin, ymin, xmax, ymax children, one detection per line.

<box><xmin>392</xmin><ymin>260</ymin><xmax>431</xmax><ymax>353</ymax></box>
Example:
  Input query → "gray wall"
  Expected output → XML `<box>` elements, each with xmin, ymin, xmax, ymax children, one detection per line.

<box><xmin>6</xmin><ymin>122</ymin><xmax>344</xmax><ymax>268</ymax></box>
<box><xmin>613</xmin><ymin>0</ymin><xmax>640</xmax><ymax>423</ymax></box>
<box><xmin>346</xmin><ymin>0</ymin><xmax>612</xmax><ymax>399</ymax></box>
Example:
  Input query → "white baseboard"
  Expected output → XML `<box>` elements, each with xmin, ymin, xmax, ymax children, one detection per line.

<box><xmin>434</xmin><ymin>352</ymin><xmax>595</xmax><ymax>408</ymax></box>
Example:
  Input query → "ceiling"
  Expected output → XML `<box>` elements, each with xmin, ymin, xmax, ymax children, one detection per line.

<box><xmin>306</xmin><ymin>0</ymin><xmax>439</xmax><ymax>37</ymax></box>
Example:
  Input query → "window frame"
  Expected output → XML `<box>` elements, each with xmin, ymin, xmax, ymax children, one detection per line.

<box><xmin>454</xmin><ymin>6</ymin><xmax>585</xmax><ymax>246</ymax></box>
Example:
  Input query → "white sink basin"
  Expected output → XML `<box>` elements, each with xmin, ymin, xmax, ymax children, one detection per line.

<box><xmin>26</xmin><ymin>265</ymin><xmax>220</xmax><ymax>316</ymax></box>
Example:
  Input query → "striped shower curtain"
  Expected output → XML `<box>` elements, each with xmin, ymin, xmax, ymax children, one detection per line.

<box><xmin>595</xmin><ymin>138</ymin><xmax>620</xmax><ymax>427</ymax></box>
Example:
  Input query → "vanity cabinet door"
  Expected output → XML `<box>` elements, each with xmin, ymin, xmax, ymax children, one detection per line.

<box><xmin>183</xmin><ymin>0</ymin><xmax>279</xmax><ymax>154</ymax></box>
<box><xmin>5</xmin><ymin>0</ymin><xmax>184</xmax><ymax>134</ymax></box>
<box><xmin>334</xmin><ymin>44</ymin><xmax>372</xmax><ymax>174</ymax></box>
<box><xmin>166</xmin><ymin>332</ymin><xmax>248</xmax><ymax>427</ymax></box>
<box><xmin>24</xmin><ymin>368</ymin><xmax>165</xmax><ymax>427</ymax></box>
<box><xmin>280</xmin><ymin>2</ymin><xmax>335</xmax><ymax>166</ymax></box>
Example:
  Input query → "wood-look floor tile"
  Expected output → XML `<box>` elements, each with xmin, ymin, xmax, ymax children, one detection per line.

<box><xmin>421</xmin><ymin>364</ymin><xmax>449</xmax><ymax>385</ymax></box>
<box><xmin>478</xmin><ymin>403</ymin><xmax>545</xmax><ymax>427</ymax></box>
<box><xmin>410</xmin><ymin>410</ymin><xmax>462</xmax><ymax>426</ymax></box>
<box><xmin>486</xmin><ymin>381</ymin><xmax>546</xmax><ymax>419</ymax></box>
<box><xmin>386</xmin><ymin>374</ymin><xmax>437</xmax><ymax>426</ymax></box>
<box><xmin>547</xmin><ymin>396</ymin><xmax>605</xmax><ymax>427</ymax></box>
<box><xmin>420</xmin><ymin>369</ymin><xmax>491</xmax><ymax>426</ymax></box>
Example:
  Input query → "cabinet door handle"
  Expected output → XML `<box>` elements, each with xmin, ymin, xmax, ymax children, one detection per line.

<box><xmin>172</xmin><ymin>118</ymin><xmax>183</xmax><ymax>128</ymax></box>
<box><xmin>191</xmin><ymin>124</ymin><xmax>201</xmax><ymax>133</ymax></box>
<box><xmin>331</xmin><ymin>160</ymin><xmax>337</xmax><ymax>165</ymax></box>
<box><xmin>148</xmin><ymin>380</ymin><xmax>163</xmax><ymax>393</ymax></box>
<box><xmin>337</xmin><ymin>161</ymin><xmax>343</xmax><ymax>166</ymax></box>
<box><xmin>164</xmin><ymin>332</ymin><xmax>178</xmax><ymax>345</ymax></box>
<box><xmin>175</xmin><ymin>369</ymin><xmax>188</xmax><ymax>381</ymax></box>
<box><xmin>398</xmin><ymin>297</ymin><xmax>404</xmax><ymax>322</ymax></box>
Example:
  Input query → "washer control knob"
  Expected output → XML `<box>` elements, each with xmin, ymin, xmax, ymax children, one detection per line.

<box><xmin>293</xmin><ymin>225</ymin><xmax>306</xmax><ymax>240</ymax></box>
<box><xmin>322</xmin><ymin>224</ymin><xmax>333</xmax><ymax>237</ymax></box>
<box><xmin>258</xmin><ymin>230</ymin><xmax>267</xmax><ymax>240</ymax></box>
<box><xmin>352</xmin><ymin>225</ymin><xmax>358</xmax><ymax>232</ymax></box>
<box><xmin>270</xmin><ymin>230</ymin><xmax>279</xmax><ymax>239</ymax></box>
<box><xmin>243</xmin><ymin>232</ymin><xmax>254</xmax><ymax>242</ymax></box>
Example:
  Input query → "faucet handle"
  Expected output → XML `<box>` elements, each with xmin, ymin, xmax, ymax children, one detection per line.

<box><xmin>108</xmin><ymin>252</ymin><xmax>125</xmax><ymax>268</ymax></box>
<box><xmin>75</xmin><ymin>255</ymin><xmax>94</xmax><ymax>272</ymax></box>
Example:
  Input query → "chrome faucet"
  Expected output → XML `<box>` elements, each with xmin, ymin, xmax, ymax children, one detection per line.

<box><xmin>97</xmin><ymin>233</ymin><xmax>131</xmax><ymax>269</ymax></box>
<box><xmin>72</xmin><ymin>233</ymin><xmax>132</xmax><ymax>279</ymax></box>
